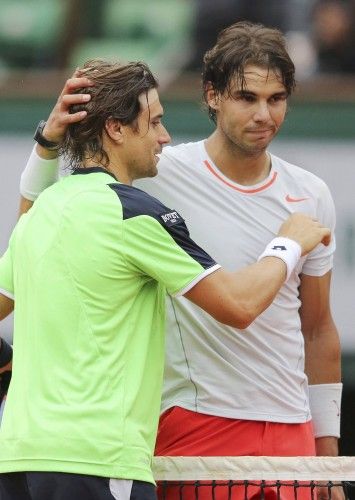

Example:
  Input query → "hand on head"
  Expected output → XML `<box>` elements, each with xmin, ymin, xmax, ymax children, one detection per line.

<box><xmin>42</xmin><ymin>69</ymin><xmax>94</xmax><ymax>145</ymax></box>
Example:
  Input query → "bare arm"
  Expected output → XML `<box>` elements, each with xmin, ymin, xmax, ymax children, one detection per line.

<box><xmin>19</xmin><ymin>196</ymin><xmax>35</xmax><ymax>216</ymax></box>
<box><xmin>185</xmin><ymin>213</ymin><xmax>331</xmax><ymax>329</ymax></box>
<box><xmin>299</xmin><ymin>271</ymin><xmax>341</xmax><ymax>457</ymax></box>
<box><xmin>185</xmin><ymin>257</ymin><xmax>286</xmax><ymax>329</ymax></box>
<box><xmin>19</xmin><ymin>72</ymin><xmax>93</xmax><ymax>217</ymax></box>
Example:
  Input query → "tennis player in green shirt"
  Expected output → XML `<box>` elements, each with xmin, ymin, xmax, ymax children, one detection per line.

<box><xmin>0</xmin><ymin>59</ymin><xmax>330</xmax><ymax>500</ymax></box>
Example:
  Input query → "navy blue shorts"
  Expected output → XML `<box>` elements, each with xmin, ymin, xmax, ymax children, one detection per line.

<box><xmin>0</xmin><ymin>472</ymin><xmax>157</xmax><ymax>500</ymax></box>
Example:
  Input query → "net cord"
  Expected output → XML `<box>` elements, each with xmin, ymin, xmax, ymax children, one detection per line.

<box><xmin>152</xmin><ymin>456</ymin><xmax>355</xmax><ymax>481</ymax></box>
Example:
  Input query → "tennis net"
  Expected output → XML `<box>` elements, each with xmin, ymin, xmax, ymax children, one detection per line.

<box><xmin>153</xmin><ymin>456</ymin><xmax>355</xmax><ymax>499</ymax></box>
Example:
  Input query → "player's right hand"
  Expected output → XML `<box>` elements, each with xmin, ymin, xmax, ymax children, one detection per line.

<box><xmin>278</xmin><ymin>213</ymin><xmax>331</xmax><ymax>256</ymax></box>
<box><xmin>42</xmin><ymin>69</ymin><xmax>94</xmax><ymax>145</ymax></box>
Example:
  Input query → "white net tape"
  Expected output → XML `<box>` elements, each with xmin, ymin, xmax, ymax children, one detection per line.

<box><xmin>153</xmin><ymin>456</ymin><xmax>355</xmax><ymax>481</ymax></box>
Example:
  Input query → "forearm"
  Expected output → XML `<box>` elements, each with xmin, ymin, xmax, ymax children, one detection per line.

<box><xmin>187</xmin><ymin>218</ymin><xmax>331</xmax><ymax>329</ymax></box>
<box><xmin>304</xmin><ymin>323</ymin><xmax>341</xmax><ymax>384</ymax></box>
<box><xmin>19</xmin><ymin>196</ymin><xmax>35</xmax><ymax>216</ymax></box>
<box><xmin>185</xmin><ymin>257</ymin><xmax>288</xmax><ymax>329</ymax></box>
<box><xmin>228</xmin><ymin>257</ymin><xmax>287</xmax><ymax>325</ymax></box>
<box><xmin>19</xmin><ymin>71</ymin><xmax>92</xmax><ymax>209</ymax></box>
<box><xmin>36</xmin><ymin>143</ymin><xmax>60</xmax><ymax>160</ymax></box>
<box><xmin>19</xmin><ymin>145</ymin><xmax>60</xmax><ymax>210</ymax></box>
<box><xmin>315</xmin><ymin>436</ymin><xmax>339</xmax><ymax>456</ymax></box>
<box><xmin>304</xmin><ymin>323</ymin><xmax>342</xmax><ymax>453</ymax></box>
<box><xmin>227</xmin><ymin>236</ymin><xmax>301</xmax><ymax>325</ymax></box>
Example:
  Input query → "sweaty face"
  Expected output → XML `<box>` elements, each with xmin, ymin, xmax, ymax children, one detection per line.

<box><xmin>122</xmin><ymin>89</ymin><xmax>171</xmax><ymax>181</ymax></box>
<box><xmin>209</xmin><ymin>65</ymin><xmax>288</xmax><ymax>155</ymax></box>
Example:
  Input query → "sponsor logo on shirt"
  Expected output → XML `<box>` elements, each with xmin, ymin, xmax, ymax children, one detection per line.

<box><xmin>285</xmin><ymin>194</ymin><xmax>310</xmax><ymax>203</ymax></box>
<box><xmin>160</xmin><ymin>210</ymin><xmax>182</xmax><ymax>226</ymax></box>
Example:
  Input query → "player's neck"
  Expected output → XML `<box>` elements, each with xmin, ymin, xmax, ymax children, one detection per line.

<box><xmin>204</xmin><ymin>134</ymin><xmax>271</xmax><ymax>186</ymax></box>
<box><xmin>82</xmin><ymin>154</ymin><xmax>133</xmax><ymax>185</ymax></box>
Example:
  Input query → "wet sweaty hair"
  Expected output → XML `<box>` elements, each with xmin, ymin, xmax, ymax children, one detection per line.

<box><xmin>202</xmin><ymin>21</ymin><xmax>296</xmax><ymax>122</ymax></box>
<box><xmin>60</xmin><ymin>59</ymin><xmax>158</xmax><ymax>170</ymax></box>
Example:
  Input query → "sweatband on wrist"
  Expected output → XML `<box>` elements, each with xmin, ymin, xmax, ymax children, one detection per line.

<box><xmin>19</xmin><ymin>145</ymin><xmax>60</xmax><ymax>201</ymax></box>
<box><xmin>0</xmin><ymin>338</ymin><xmax>12</xmax><ymax>368</ymax></box>
<box><xmin>257</xmin><ymin>237</ymin><xmax>301</xmax><ymax>281</ymax></box>
<box><xmin>309</xmin><ymin>383</ymin><xmax>342</xmax><ymax>438</ymax></box>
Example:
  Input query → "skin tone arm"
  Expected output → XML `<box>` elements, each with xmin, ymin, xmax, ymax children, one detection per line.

<box><xmin>186</xmin><ymin>213</ymin><xmax>331</xmax><ymax>329</ymax></box>
<box><xmin>19</xmin><ymin>72</ymin><xmax>93</xmax><ymax>216</ymax></box>
<box><xmin>0</xmin><ymin>294</ymin><xmax>14</xmax><ymax>374</ymax></box>
<box><xmin>185</xmin><ymin>259</ymin><xmax>288</xmax><ymax>329</ymax></box>
<box><xmin>299</xmin><ymin>271</ymin><xmax>341</xmax><ymax>457</ymax></box>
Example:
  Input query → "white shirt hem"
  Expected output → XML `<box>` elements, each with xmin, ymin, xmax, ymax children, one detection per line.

<box><xmin>161</xmin><ymin>401</ymin><xmax>312</xmax><ymax>424</ymax></box>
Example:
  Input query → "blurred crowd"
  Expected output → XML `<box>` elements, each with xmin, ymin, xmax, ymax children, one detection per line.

<box><xmin>0</xmin><ymin>0</ymin><xmax>355</xmax><ymax>78</ymax></box>
<box><xmin>190</xmin><ymin>0</ymin><xmax>355</xmax><ymax>77</ymax></box>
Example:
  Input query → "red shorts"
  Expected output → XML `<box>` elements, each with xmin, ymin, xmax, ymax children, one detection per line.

<box><xmin>155</xmin><ymin>406</ymin><xmax>316</xmax><ymax>500</ymax></box>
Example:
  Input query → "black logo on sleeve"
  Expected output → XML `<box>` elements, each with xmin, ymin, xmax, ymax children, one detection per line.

<box><xmin>272</xmin><ymin>245</ymin><xmax>287</xmax><ymax>251</ymax></box>
<box><xmin>160</xmin><ymin>210</ymin><xmax>182</xmax><ymax>227</ymax></box>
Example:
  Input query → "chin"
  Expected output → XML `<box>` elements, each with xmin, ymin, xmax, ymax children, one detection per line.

<box><xmin>146</xmin><ymin>166</ymin><xmax>158</xmax><ymax>178</ymax></box>
<box><xmin>243</xmin><ymin>144</ymin><xmax>267</xmax><ymax>155</ymax></box>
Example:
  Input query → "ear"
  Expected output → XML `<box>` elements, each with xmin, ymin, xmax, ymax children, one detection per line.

<box><xmin>104</xmin><ymin>117</ymin><xmax>124</xmax><ymax>143</ymax></box>
<box><xmin>205</xmin><ymin>85</ymin><xmax>220</xmax><ymax>112</ymax></box>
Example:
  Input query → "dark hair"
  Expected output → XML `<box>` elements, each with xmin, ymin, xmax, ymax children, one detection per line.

<box><xmin>60</xmin><ymin>59</ymin><xmax>158</xmax><ymax>169</ymax></box>
<box><xmin>202</xmin><ymin>21</ymin><xmax>296</xmax><ymax>122</ymax></box>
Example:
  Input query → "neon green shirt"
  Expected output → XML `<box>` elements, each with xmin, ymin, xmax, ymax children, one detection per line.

<box><xmin>0</xmin><ymin>168</ymin><xmax>219</xmax><ymax>482</ymax></box>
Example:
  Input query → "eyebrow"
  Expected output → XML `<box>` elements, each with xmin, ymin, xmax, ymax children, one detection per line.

<box><xmin>150</xmin><ymin>113</ymin><xmax>164</xmax><ymax>120</ymax></box>
<box><xmin>232</xmin><ymin>90</ymin><xmax>288</xmax><ymax>98</ymax></box>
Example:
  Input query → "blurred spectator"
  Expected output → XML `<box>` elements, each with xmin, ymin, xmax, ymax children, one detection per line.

<box><xmin>188</xmin><ymin>0</ymin><xmax>355</xmax><ymax>76</ymax></box>
<box><xmin>284</xmin><ymin>0</ymin><xmax>319</xmax><ymax>80</ymax></box>
<box><xmin>312</xmin><ymin>0</ymin><xmax>355</xmax><ymax>73</ymax></box>
<box><xmin>188</xmin><ymin>0</ymin><xmax>290</xmax><ymax>70</ymax></box>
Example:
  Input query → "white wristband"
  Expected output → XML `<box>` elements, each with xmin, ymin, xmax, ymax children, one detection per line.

<box><xmin>308</xmin><ymin>383</ymin><xmax>342</xmax><ymax>438</ymax></box>
<box><xmin>20</xmin><ymin>145</ymin><xmax>60</xmax><ymax>201</ymax></box>
<box><xmin>257</xmin><ymin>237</ymin><xmax>301</xmax><ymax>282</ymax></box>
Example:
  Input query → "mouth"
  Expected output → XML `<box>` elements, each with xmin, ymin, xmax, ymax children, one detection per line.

<box><xmin>154</xmin><ymin>150</ymin><xmax>162</xmax><ymax>158</ymax></box>
<box><xmin>246</xmin><ymin>129</ymin><xmax>273</xmax><ymax>134</ymax></box>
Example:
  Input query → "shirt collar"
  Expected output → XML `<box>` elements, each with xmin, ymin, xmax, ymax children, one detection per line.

<box><xmin>72</xmin><ymin>167</ymin><xmax>118</xmax><ymax>181</ymax></box>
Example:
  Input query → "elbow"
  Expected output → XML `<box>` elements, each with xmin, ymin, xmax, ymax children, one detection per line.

<box><xmin>231</xmin><ymin>296</ymin><xmax>260</xmax><ymax>329</ymax></box>
<box><xmin>214</xmin><ymin>302</ymin><xmax>257</xmax><ymax>329</ymax></box>
<box><xmin>232</xmin><ymin>308</ymin><xmax>256</xmax><ymax>330</ymax></box>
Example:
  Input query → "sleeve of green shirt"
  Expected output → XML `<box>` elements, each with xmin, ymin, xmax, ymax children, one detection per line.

<box><xmin>109</xmin><ymin>183</ymin><xmax>220</xmax><ymax>296</ymax></box>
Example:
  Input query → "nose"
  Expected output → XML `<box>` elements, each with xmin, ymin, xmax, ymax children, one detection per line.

<box><xmin>253</xmin><ymin>101</ymin><xmax>271</xmax><ymax>122</ymax></box>
<box><xmin>159</xmin><ymin>125</ymin><xmax>171</xmax><ymax>145</ymax></box>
